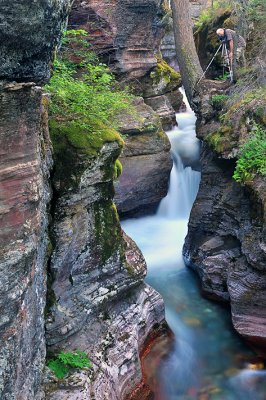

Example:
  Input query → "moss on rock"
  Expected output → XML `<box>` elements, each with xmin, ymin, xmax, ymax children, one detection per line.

<box><xmin>149</xmin><ymin>58</ymin><xmax>182</xmax><ymax>93</ymax></box>
<box><xmin>50</xmin><ymin>118</ymin><xmax>124</xmax><ymax>192</ymax></box>
<box><xmin>93</xmin><ymin>201</ymin><xmax>123</xmax><ymax>264</ymax></box>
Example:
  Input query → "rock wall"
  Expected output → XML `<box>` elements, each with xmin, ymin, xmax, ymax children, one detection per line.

<box><xmin>184</xmin><ymin>81</ymin><xmax>266</xmax><ymax>352</ymax></box>
<box><xmin>67</xmin><ymin>0</ymin><xmax>182</xmax><ymax>217</ymax></box>
<box><xmin>0</xmin><ymin>2</ymin><xmax>70</xmax><ymax>398</ymax></box>
<box><xmin>0</xmin><ymin>2</ymin><xmax>169</xmax><ymax>399</ymax></box>
<box><xmin>0</xmin><ymin>0</ymin><xmax>71</xmax><ymax>83</ymax></box>
<box><xmin>114</xmin><ymin>98</ymin><xmax>172</xmax><ymax>217</ymax></box>
<box><xmin>69</xmin><ymin>0</ymin><xmax>165</xmax><ymax>79</ymax></box>
<box><xmin>0</xmin><ymin>84</ymin><xmax>51</xmax><ymax>400</ymax></box>
<box><xmin>45</xmin><ymin>123</ymin><xmax>167</xmax><ymax>399</ymax></box>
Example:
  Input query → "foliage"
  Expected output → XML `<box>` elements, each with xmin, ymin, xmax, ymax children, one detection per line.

<box><xmin>247</xmin><ymin>0</ymin><xmax>266</xmax><ymax>24</ymax></box>
<box><xmin>194</xmin><ymin>0</ymin><xmax>232</xmax><ymax>30</ymax></box>
<box><xmin>214</xmin><ymin>72</ymin><xmax>230</xmax><ymax>81</ymax></box>
<box><xmin>211</xmin><ymin>94</ymin><xmax>230</xmax><ymax>106</ymax></box>
<box><xmin>233</xmin><ymin>124</ymin><xmax>266</xmax><ymax>183</ymax></box>
<box><xmin>45</xmin><ymin>30</ymin><xmax>133</xmax><ymax>134</ymax></box>
<box><xmin>48</xmin><ymin>350</ymin><xmax>91</xmax><ymax>379</ymax></box>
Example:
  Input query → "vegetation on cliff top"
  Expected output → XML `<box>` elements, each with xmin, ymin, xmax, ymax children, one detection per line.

<box><xmin>45</xmin><ymin>30</ymin><xmax>131</xmax><ymax>158</ymax></box>
<box><xmin>45</xmin><ymin>30</ymin><xmax>132</xmax><ymax>188</ymax></box>
<box><xmin>194</xmin><ymin>0</ymin><xmax>232</xmax><ymax>32</ymax></box>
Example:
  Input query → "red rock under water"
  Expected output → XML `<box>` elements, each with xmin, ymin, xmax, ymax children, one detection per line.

<box><xmin>128</xmin><ymin>324</ymin><xmax>174</xmax><ymax>400</ymax></box>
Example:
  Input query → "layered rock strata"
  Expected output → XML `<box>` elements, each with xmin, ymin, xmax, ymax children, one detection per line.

<box><xmin>45</xmin><ymin>133</ymin><xmax>166</xmax><ymax>399</ymax></box>
<box><xmin>184</xmin><ymin>82</ymin><xmax>266</xmax><ymax>352</ymax></box>
<box><xmin>114</xmin><ymin>98</ymin><xmax>172</xmax><ymax>217</ymax></box>
<box><xmin>69</xmin><ymin>0</ymin><xmax>165</xmax><ymax>79</ymax></box>
<box><xmin>68</xmin><ymin>0</ymin><xmax>182</xmax><ymax>129</ymax></box>
<box><xmin>0</xmin><ymin>84</ymin><xmax>51</xmax><ymax>400</ymax></box>
<box><xmin>0</xmin><ymin>2</ymin><xmax>70</xmax><ymax>398</ymax></box>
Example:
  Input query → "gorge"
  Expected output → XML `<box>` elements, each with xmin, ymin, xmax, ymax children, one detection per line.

<box><xmin>0</xmin><ymin>0</ymin><xmax>265</xmax><ymax>399</ymax></box>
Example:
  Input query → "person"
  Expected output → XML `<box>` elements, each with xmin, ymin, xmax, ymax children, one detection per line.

<box><xmin>216</xmin><ymin>28</ymin><xmax>246</xmax><ymax>67</ymax></box>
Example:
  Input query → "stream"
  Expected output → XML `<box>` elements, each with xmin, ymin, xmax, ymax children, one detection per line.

<box><xmin>122</xmin><ymin>89</ymin><xmax>266</xmax><ymax>400</ymax></box>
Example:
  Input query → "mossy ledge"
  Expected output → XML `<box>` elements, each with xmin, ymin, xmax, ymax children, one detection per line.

<box><xmin>50</xmin><ymin>118</ymin><xmax>124</xmax><ymax>193</ymax></box>
<box><xmin>150</xmin><ymin>58</ymin><xmax>182</xmax><ymax>91</ymax></box>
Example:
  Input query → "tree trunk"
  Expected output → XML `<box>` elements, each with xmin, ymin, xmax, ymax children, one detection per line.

<box><xmin>170</xmin><ymin>0</ymin><xmax>203</xmax><ymax>103</ymax></box>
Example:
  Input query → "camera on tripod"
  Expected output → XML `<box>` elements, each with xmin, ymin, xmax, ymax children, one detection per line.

<box><xmin>197</xmin><ymin>39</ymin><xmax>234</xmax><ymax>84</ymax></box>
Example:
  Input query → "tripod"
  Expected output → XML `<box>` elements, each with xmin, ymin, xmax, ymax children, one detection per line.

<box><xmin>197</xmin><ymin>42</ymin><xmax>234</xmax><ymax>84</ymax></box>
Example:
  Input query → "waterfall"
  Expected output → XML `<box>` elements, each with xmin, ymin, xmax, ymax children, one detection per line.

<box><xmin>122</xmin><ymin>88</ymin><xmax>266</xmax><ymax>400</ymax></box>
<box><xmin>157</xmin><ymin>88</ymin><xmax>200</xmax><ymax>219</ymax></box>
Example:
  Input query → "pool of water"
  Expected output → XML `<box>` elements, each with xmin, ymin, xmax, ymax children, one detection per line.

<box><xmin>122</xmin><ymin>89</ymin><xmax>266</xmax><ymax>400</ymax></box>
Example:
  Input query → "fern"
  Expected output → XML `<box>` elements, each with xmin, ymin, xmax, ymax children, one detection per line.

<box><xmin>47</xmin><ymin>350</ymin><xmax>91</xmax><ymax>379</ymax></box>
<box><xmin>233</xmin><ymin>124</ymin><xmax>266</xmax><ymax>183</ymax></box>
<box><xmin>58</xmin><ymin>350</ymin><xmax>91</xmax><ymax>369</ymax></box>
<box><xmin>47</xmin><ymin>358</ymin><xmax>70</xmax><ymax>379</ymax></box>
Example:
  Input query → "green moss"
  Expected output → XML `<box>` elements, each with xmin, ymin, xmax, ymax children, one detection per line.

<box><xmin>50</xmin><ymin>119</ymin><xmax>123</xmax><ymax>156</ymax></box>
<box><xmin>94</xmin><ymin>201</ymin><xmax>122</xmax><ymax>264</ymax></box>
<box><xmin>206</xmin><ymin>125</ymin><xmax>234</xmax><ymax>153</ymax></box>
<box><xmin>151</xmin><ymin>58</ymin><xmax>181</xmax><ymax>86</ymax></box>
<box><xmin>114</xmin><ymin>159</ymin><xmax>123</xmax><ymax>180</ymax></box>
<box><xmin>50</xmin><ymin>119</ymin><xmax>124</xmax><ymax>191</ymax></box>
<box><xmin>194</xmin><ymin>1</ymin><xmax>232</xmax><ymax>32</ymax></box>
<box><xmin>220</xmin><ymin>87</ymin><xmax>266</xmax><ymax>125</ymax></box>
<box><xmin>125</xmin><ymin>262</ymin><xmax>136</xmax><ymax>277</ymax></box>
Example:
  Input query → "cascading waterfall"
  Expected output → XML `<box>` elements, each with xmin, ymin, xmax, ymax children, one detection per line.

<box><xmin>122</xmin><ymin>88</ymin><xmax>266</xmax><ymax>400</ymax></box>
<box><xmin>157</xmin><ymin>88</ymin><xmax>200</xmax><ymax>219</ymax></box>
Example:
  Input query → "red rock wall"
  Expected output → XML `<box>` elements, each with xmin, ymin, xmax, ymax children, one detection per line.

<box><xmin>0</xmin><ymin>84</ymin><xmax>52</xmax><ymax>399</ymax></box>
<box><xmin>69</xmin><ymin>0</ymin><xmax>165</xmax><ymax>78</ymax></box>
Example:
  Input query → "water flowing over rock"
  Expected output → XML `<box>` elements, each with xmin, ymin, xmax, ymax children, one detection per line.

<box><xmin>184</xmin><ymin>82</ymin><xmax>266</xmax><ymax>352</ymax></box>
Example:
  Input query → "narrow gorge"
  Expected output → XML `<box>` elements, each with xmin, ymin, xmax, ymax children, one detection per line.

<box><xmin>0</xmin><ymin>0</ymin><xmax>265</xmax><ymax>400</ymax></box>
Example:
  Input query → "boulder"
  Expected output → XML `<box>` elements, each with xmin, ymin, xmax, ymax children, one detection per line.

<box><xmin>114</xmin><ymin>98</ymin><xmax>172</xmax><ymax>217</ymax></box>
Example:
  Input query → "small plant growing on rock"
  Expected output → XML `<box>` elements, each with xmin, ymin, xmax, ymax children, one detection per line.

<box><xmin>233</xmin><ymin>124</ymin><xmax>266</xmax><ymax>183</ymax></box>
<box><xmin>211</xmin><ymin>94</ymin><xmax>229</xmax><ymax>108</ymax></box>
<box><xmin>48</xmin><ymin>350</ymin><xmax>91</xmax><ymax>379</ymax></box>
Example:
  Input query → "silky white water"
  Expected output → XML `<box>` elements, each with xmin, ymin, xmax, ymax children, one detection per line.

<box><xmin>122</xmin><ymin>89</ymin><xmax>266</xmax><ymax>399</ymax></box>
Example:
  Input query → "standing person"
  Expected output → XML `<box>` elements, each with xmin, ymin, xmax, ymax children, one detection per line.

<box><xmin>216</xmin><ymin>28</ymin><xmax>246</xmax><ymax>67</ymax></box>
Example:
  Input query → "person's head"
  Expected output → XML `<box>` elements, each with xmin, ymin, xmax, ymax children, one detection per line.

<box><xmin>216</xmin><ymin>28</ymin><xmax>226</xmax><ymax>42</ymax></box>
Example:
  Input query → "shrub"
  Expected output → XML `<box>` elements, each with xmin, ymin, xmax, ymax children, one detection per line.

<box><xmin>45</xmin><ymin>30</ymin><xmax>133</xmax><ymax>133</ymax></box>
<box><xmin>48</xmin><ymin>350</ymin><xmax>92</xmax><ymax>379</ymax></box>
<box><xmin>211</xmin><ymin>94</ymin><xmax>230</xmax><ymax>106</ymax></box>
<box><xmin>233</xmin><ymin>124</ymin><xmax>266</xmax><ymax>183</ymax></box>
